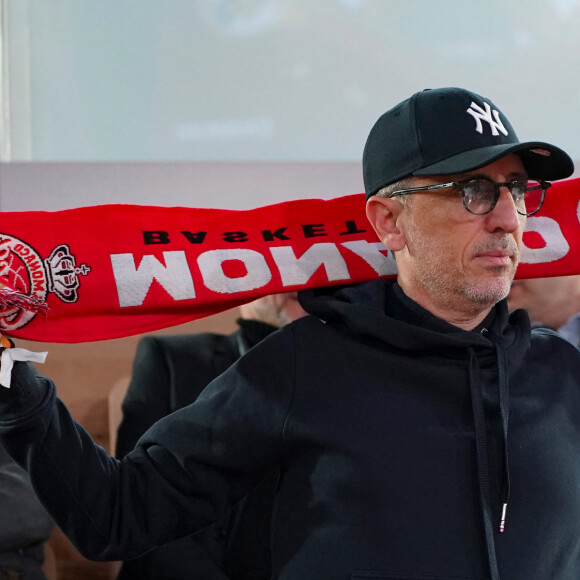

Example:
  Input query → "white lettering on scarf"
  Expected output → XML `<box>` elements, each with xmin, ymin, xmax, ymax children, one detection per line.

<box><xmin>520</xmin><ymin>217</ymin><xmax>570</xmax><ymax>264</ymax></box>
<box><xmin>111</xmin><ymin>251</ymin><xmax>195</xmax><ymax>307</ymax></box>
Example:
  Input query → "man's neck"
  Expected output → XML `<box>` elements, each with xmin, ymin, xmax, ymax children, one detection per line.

<box><xmin>397</xmin><ymin>279</ymin><xmax>494</xmax><ymax>331</ymax></box>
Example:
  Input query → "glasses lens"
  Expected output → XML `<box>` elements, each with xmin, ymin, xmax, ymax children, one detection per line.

<box><xmin>461</xmin><ymin>179</ymin><xmax>496</xmax><ymax>214</ymax></box>
<box><xmin>509</xmin><ymin>180</ymin><xmax>528</xmax><ymax>213</ymax></box>
<box><xmin>521</xmin><ymin>181</ymin><xmax>544</xmax><ymax>215</ymax></box>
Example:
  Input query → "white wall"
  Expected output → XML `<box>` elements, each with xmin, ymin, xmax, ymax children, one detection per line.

<box><xmin>1</xmin><ymin>1</ymin><xmax>578</xmax><ymax>211</ymax></box>
<box><xmin>0</xmin><ymin>161</ymin><xmax>363</xmax><ymax>211</ymax></box>
<box><xmin>2</xmin><ymin>1</ymin><xmax>580</xmax><ymax>164</ymax></box>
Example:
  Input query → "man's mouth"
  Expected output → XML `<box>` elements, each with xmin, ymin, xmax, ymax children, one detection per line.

<box><xmin>475</xmin><ymin>250</ymin><xmax>514</xmax><ymax>267</ymax></box>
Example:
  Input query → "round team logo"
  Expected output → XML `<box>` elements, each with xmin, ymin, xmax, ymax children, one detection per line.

<box><xmin>0</xmin><ymin>234</ymin><xmax>90</xmax><ymax>332</ymax></box>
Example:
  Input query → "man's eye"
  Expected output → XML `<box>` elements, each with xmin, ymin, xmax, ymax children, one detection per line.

<box><xmin>510</xmin><ymin>182</ymin><xmax>527</xmax><ymax>199</ymax></box>
<box><xmin>460</xmin><ymin>186</ymin><xmax>477</xmax><ymax>201</ymax></box>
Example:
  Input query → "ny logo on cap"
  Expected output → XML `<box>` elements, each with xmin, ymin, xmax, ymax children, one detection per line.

<box><xmin>466</xmin><ymin>101</ymin><xmax>508</xmax><ymax>137</ymax></box>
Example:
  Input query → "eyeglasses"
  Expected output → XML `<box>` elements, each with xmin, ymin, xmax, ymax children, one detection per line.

<box><xmin>387</xmin><ymin>177</ymin><xmax>551</xmax><ymax>216</ymax></box>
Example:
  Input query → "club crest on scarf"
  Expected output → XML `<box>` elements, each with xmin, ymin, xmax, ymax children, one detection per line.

<box><xmin>0</xmin><ymin>234</ymin><xmax>90</xmax><ymax>331</ymax></box>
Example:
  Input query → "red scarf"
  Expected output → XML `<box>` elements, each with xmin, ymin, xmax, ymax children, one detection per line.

<box><xmin>1</xmin><ymin>178</ymin><xmax>579</xmax><ymax>343</ymax></box>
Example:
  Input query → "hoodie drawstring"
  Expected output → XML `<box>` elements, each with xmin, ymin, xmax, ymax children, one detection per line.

<box><xmin>468</xmin><ymin>339</ymin><xmax>511</xmax><ymax>580</ymax></box>
<box><xmin>496</xmin><ymin>342</ymin><xmax>511</xmax><ymax>535</ymax></box>
<box><xmin>469</xmin><ymin>350</ymin><xmax>500</xmax><ymax>580</ymax></box>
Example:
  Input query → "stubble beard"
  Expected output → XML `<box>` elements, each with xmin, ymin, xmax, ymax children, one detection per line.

<box><xmin>461</xmin><ymin>236</ymin><xmax>520</xmax><ymax>307</ymax></box>
<box><xmin>458</xmin><ymin>266</ymin><xmax>515</xmax><ymax>309</ymax></box>
<box><xmin>408</xmin><ymin>227</ymin><xmax>519</xmax><ymax>315</ymax></box>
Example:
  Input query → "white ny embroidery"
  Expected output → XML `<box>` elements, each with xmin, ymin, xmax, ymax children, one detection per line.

<box><xmin>466</xmin><ymin>101</ymin><xmax>509</xmax><ymax>136</ymax></box>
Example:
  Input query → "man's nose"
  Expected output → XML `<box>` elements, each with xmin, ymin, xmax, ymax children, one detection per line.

<box><xmin>486</xmin><ymin>187</ymin><xmax>522</xmax><ymax>232</ymax></box>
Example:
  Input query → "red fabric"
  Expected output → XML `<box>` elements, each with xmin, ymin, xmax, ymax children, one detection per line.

<box><xmin>1</xmin><ymin>178</ymin><xmax>579</xmax><ymax>343</ymax></box>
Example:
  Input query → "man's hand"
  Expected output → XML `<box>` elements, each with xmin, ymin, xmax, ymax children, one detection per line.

<box><xmin>0</xmin><ymin>334</ymin><xmax>47</xmax><ymax>389</ymax></box>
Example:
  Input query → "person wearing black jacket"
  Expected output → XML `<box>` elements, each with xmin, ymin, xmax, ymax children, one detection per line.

<box><xmin>115</xmin><ymin>293</ymin><xmax>304</xmax><ymax>580</ymax></box>
<box><xmin>1</xmin><ymin>87</ymin><xmax>579</xmax><ymax>580</ymax></box>
<box><xmin>0</xmin><ymin>444</ymin><xmax>54</xmax><ymax>580</ymax></box>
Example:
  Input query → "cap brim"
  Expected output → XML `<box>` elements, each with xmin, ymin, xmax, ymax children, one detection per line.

<box><xmin>412</xmin><ymin>141</ymin><xmax>574</xmax><ymax>181</ymax></box>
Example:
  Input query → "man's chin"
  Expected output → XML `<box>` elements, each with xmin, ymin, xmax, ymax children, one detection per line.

<box><xmin>461</xmin><ymin>276</ymin><xmax>513</xmax><ymax>306</ymax></box>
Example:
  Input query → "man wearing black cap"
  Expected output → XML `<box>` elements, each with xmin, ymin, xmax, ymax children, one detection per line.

<box><xmin>1</xmin><ymin>87</ymin><xmax>579</xmax><ymax>580</ymax></box>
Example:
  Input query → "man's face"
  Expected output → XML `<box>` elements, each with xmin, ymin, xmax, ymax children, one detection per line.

<box><xmin>508</xmin><ymin>275</ymin><xmax>580</xmax><ymax>329</ymax></box>
<box><xmin>250</xmin><ymin>292</ymin><xmax>306</xmax><ymax>327</ymax></box>
<box><xmin>395</xmin><ymin>154</ymin><xmax>527</xmax><ymax>316</ymax></box>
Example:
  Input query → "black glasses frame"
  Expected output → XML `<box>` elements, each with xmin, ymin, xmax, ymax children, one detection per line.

<box><xmin>387</xmin><ymin>177</ymin><xmax>551</xmax><ymax>216</ymax></box>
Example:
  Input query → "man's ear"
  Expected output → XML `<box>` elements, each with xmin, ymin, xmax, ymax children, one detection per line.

<box><xmin>365</xmin><ymin>196</ymin><xmax>406</xmax><ymax>252</ymax></box>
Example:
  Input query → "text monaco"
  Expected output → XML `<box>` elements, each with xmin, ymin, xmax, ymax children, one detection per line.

<box><xmin>109</xmin><ymin>214</ymin><xmax>573</xmax><ymax>308</ymax></box>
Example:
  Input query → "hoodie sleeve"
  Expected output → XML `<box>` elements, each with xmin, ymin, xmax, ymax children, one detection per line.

<box><xmin>0</xmin><ymin>327</ymin><xmax>296</xmax><ymax>561</ymax></box>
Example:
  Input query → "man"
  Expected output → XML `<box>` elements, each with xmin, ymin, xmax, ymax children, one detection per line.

<box><xmin>508</xmin><ymin>275</ymin><xmax>580</xmax><ymax>345</ymax></box>
<box><xmin>115</xmin><ymin>293</ymin><xmax>305</xmax><ymax>580</ymax></box>
<box><xmin>0</xmin><ymin>87</ymin><xmax>578</xmax><ymax>580</ymax></box>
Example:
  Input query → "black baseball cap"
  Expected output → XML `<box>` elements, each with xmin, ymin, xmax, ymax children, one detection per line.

<box><xmin>363</xmin><ymin>87</ymin><xmax>574</xmax><ymax>199</ymax></box>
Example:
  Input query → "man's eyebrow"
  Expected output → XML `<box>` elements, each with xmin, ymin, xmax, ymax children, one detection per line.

<box><xmin>455</xmin><ymin>171</ymin><xmax>529</xmax><ymax>181</ymax></box>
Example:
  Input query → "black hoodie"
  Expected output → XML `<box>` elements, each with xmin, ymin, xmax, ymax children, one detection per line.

<box><xmin>1</xmin><ymin>279</ymin><xmax>580</xmax><ymax>579</ymax></box>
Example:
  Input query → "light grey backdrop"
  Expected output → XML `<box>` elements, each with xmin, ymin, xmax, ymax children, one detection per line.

<box><xmin>0</xmin><ymin>1</ymin><xmax>578</xmax><ymax>210</ymax></box>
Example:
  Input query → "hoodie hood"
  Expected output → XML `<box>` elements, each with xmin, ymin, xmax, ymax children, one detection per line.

<box><xmin>299</xmin><ymin>279</ymin><xmax>530</xmax><ymax>366</ymax></box>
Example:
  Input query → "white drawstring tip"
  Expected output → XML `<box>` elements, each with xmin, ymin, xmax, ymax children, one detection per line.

<box><xmin>499</xmin><ymin>502</ymin><xmax>507</xmax><ymax>533</ymax></box>
<box><xmin>0</xmin><ymin>347</ymin><xmax>48</xmax><ymax>388</ymax></box>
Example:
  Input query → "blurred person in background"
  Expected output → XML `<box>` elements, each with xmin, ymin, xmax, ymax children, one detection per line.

<box><xmin>508</xmin><ymin>275</ymin><xmax>580</xmax><ymax>345</ymax></box>
<box><xmin>0</xmin><ymin>444</ymin><xmax>55</xmax><ymax>580</ymax></box>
